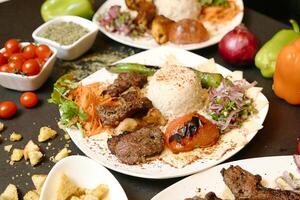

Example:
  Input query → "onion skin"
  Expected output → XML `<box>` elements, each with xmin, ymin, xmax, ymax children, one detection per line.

<box><xmin>218</xmin><ymin>25</ymin><xmax>259</xmax><ymax>65</ymax></box>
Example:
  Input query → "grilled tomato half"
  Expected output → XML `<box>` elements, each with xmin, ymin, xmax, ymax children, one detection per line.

<box><xmin>165</xmin><ymin>113</ymin><xmax>220</xmax><ymax>154</ymax></box>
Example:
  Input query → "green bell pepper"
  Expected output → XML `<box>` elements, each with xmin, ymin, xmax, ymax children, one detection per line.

<box><xmin>255</xmin><ymin>20</ymin><xmax>300</xmax><ymax>78</ymax></box>
<box><xmin>41</xmin><ymin>0</ymin><xmax>94</xmax><ymax>22</ymax></box>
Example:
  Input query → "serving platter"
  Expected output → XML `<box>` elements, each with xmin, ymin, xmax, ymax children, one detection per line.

<box><xmin>64</xmin><ymin>46</ymin><xmax>269</xmax><ymax>179</ymax></box>
<box><xmin>151</xmin><ymin>155</ymin><xmax>299</xmax><ymax>200</ymax></box>
<box><xmin>92</xmin><ymin>0</ymin><xmax>244</xmax><ymax>50</ymax></box>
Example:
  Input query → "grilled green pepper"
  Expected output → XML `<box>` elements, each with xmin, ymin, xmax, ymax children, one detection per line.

<box><xmin>41</xmin><ymin>0</ymin><xmax>94</xmax><ymax>22</ymax></box>
<box><xmin>107</xmin><ymin>63</ymin><xmax>158</xmax><ymax>76</ymax></box>
<box><xmin>255</xmin><ymin>20</ymin><xmax>300</xmax><ymax>78</ymax></box>
<box><xmin>107</xmin><ymin>63</ymin><xmax>224</xmax><ymax>89</ymax></box>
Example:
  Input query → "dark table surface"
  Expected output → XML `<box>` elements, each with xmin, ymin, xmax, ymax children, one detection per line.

<box><xmin>0</xmin><ymin>1</ymin><xmax>299</xmax><ymax>200</ymax></box>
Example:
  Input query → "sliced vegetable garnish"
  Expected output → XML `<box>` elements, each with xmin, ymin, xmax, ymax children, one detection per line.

<box><xmin>207</xmin><ymin>79</ymin><xmax>257</xmax><ymax>132</ymax></box>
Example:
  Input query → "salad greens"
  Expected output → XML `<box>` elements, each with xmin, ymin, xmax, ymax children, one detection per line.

<box><xmin>48</xmin><ymin>74</ymin><xmax>87</xmax><ymax>134</ymax></box>
<box><xmin>199</xmin><ymin>0</ymin><xmax>228</xmax><ymax>6</ymax></box>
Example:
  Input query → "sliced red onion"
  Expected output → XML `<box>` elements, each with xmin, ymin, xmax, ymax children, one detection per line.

<box><xmin>294</xmin><ymin>154</ymin><xmax>300</xmax><ymax>170</ymax></box>
<box><xmin>108</xmin><ymin>5</ymin><xmax>121</xmax><ymax>18</ymax></box>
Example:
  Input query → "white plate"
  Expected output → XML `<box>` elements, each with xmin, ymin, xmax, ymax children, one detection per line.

<box><xmin>152</xmin><ymin>155</ymin><xmax>299</xmax><ymax>200</ymax></box>
<box><xmin>65</xmin><ymin>46</ymin><xmax>269</xmax><ymax>179</ymax></box>
<box><xmin>40</xmin><ymin>155</ymin><xmax>127</xmax><ymax>200</ymax></box>
<box><xmin>92</xmin><ymin>0</ymin><xmax>244</xmax><ymax>50</ymax></box>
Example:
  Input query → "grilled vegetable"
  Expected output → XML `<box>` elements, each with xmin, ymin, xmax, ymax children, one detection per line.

<box><xmin>106</xmin><ymin>63</ymin><xmax>158</xmax><ymax>76</ymax></box>
<box><xmin>165</xmin><ymin>113</ymin><xmax>220</xmax><ymax>154</ymax></box>
<box><xmin>191</xmin><ymin>68</ymin><xmax>224</xmax><ymax>88</ymax></box>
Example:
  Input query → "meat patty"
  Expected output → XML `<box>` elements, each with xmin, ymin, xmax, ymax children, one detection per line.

<box><xmin>222</xmin><ymin>165</ymin><xmax>300</xmax><ymax>200</ymax></box>
<box><xmin>185</xmin><ymin>193</ymin><xmax>222</xmax><ymax>200</ymax></box>
<box><xmin>107</xmin><ymin>126</ymin><xmax>164</xmax><ymax>165</ymax></box>
<box><xmin>97</xmin><ymin>96</ymin><xmax>153</xmax><ymax>127</ymax></box>
<box><xmin>104</xmin><ymin>72</ymin><xmax>147</xmax><ymax>97</ymax></box>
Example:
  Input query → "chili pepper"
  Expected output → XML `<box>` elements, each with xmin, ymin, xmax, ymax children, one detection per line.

<box><xmin>255</xmin><ymin>20</ymin><xmax>300</xmax><ymax>78</ymax></box>
<box><xmin>41</xmin><ymin>0</ymin><xmax>94</xmax><ymax>22</ymax></box>
<box><xmin>273</xmin><ymin>37</ymin><xmax>300</xmax><ymax>105</ymax></box>
<box><xmin>191</xmin><ymin>69</ymin><xmax>224</xmax><ymax>89</ymax></box>
<box><xmin>106</xmin><ymin>63</ymin><xmax>157</xmax><ymax>76</ymax></box>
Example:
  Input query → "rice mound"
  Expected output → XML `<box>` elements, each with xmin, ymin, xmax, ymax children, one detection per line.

<box><xmin>146</xmin><ymin>65</ymin><xmax>207</xmax><ymax>119</ymax></box>
<box><xmin>154</xmin><ymin>0</ymin><xmax>202</xmax><ymax>21</ymax></box>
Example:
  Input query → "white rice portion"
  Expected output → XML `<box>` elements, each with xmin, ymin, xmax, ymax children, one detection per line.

<box><xmin>154</xmin><ymin>0</ymin><xmax>202</xmax><ymax>21</ymax></box>
<box><xmin>145</xmin><ymin>65</ymin><xmax>207</xmax><ymax>119</ymax></box>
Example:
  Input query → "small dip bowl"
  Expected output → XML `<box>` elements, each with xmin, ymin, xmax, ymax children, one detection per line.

<box><xmin>0</xmin><ymin>42</ymin><xmax>57</xmax><ymax>91</ymax></box>
<box><xmin>32</xmin><ymin>16</ymin><xmax>98</xmax><ymax>60</ymax></box>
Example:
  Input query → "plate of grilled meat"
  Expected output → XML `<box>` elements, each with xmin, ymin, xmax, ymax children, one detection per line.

<box><xmin>152</xmin><ymin>155</ymin><xmax>300</xmax><ymax>200</ymax></box>
<box><xmin>51</xmin><ymin>47</ymin><xmax>269</xmax><ymax>179</ymax></box>
<box><xmin>92</xmin><ymin>0</ymin><xmax>244</xmax><ymax>50</ymax></box>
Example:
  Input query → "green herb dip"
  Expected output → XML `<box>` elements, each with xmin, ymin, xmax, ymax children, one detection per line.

<box><xmin>38</xmin><ymin>22</ymin><xmax>89</xmax><ymax>45</ymax></box>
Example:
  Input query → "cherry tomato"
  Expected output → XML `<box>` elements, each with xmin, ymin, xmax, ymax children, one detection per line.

<box><xmin>20</xmin><ymin>92</ymin><xmax>39</xmax><ymax>108</ymax></box>
<box><xmin>8</xmin><ymin>60</ymin><xmax>22</xmax><ymax>73</ymax></box>
<box><xmin>2</xmin><ymin>51</ymin><xmax>11</xmax><ymax>60</ymax></box>
<box><xmin>4</xmin><ymin>39</ymin><xmax>20</xmax><ymax>54</ymax></box>
<box><xmin>35</xmin><ymin>45</ymin><xmax>52</xmax><ymax>60</ymax></box>
<box><xmin>0</xmin><ymin>64</ymin><xmax>9</xmax><ymax>73</ymax></box>
<box><xmin>298</xmin><ymin>141</ymin><xmax>300</xmax><ymax>154</ymax></box>
<box><xmin>9</xmin><ymin>53</ymin><xmax>25</xmax><ymax>63</ymax></box>
<box><xmin>23</xmin><ymin>44</ymin><xmax>37</xmax><ymax>59</ymax></box>
<box><xmin>35</xmin><ymin>57</ymin><xmax>45</xmax><ymax>66</ymax></box>
<box><xmin>0</xmin><ymin>53</ymin><xmax>7</xmax><ymax>65</ymax></box>
<box><xmin>0</xmin><ymin>101</ymin><xmax>17</xmax><ymax>119</ymax></box>
<box><xmin>21</xmin><ymin>59</ymin><xmax>40</xmax><ymax>76</ymax></box>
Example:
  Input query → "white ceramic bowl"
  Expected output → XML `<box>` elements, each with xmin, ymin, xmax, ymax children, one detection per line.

<box><xmin>0</xmin><ymin>42</ymin><xmax>57</xmax><ymax>91</ymax></box>
<box><xmin>32</xmin><ymin>16</ymin><xmax>98</xmax><ymax>60</ymax></box>
<box><xmin>40</xmin><ymin>155</ymin><xmax>128</xmax><ymax>200</ymax></box>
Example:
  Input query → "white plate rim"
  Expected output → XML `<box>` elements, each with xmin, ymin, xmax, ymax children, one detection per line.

<box><xmin>66</xmin><ymin>46</ymin><xmax>269</xmax><ymax>179</ymax></box>
<box><xmin>92</xmin><ymin>0</ymin><xmax>244</xmax><ymax>50</ymax></box>
<box><xmin>151</xmin><ymin>155</ymin><xmax>297</xmax><ymax>200</ymax></box>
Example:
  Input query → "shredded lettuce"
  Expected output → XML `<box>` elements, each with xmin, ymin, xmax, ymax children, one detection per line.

<box><xmin>48</xmin><ymin>74</ymin><xmax>87</xmax><ymax>135</ymax></box>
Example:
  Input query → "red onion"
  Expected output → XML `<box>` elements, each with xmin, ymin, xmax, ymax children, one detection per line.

<box><xmin>218</xmin><ymin>25</ymin><xmax>259</xmax><ymax>65</ymax></box>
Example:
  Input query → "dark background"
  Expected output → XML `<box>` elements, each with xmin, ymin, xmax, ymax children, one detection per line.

<box><xmin>245</xmin><ymin>0</ymin><xmax>300</xmax><ymax>24</ymax></box>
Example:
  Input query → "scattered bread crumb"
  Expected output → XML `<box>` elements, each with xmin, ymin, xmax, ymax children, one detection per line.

<box><xmin>11</xmin><ymin>149</ymin><xmax>24</xmax><ymax>161</ymax></box>
<box><xmin>38</xmin><ymin>127</ymin><xmax>57</xmax><ymax>142</ymax></box>
<box><xmin>24</xmin><ymin>140</ymin><xmax>39</xmax><ymax>160</ymax></box>
<box><xmin>9</xmin><ymin>132</ymin><xmax>23</xmax><ymax>142</ymax></box>
<box><xmin>0</xmin><ymin>184</ymin><xmax>18</xmax><ymax>200</ymax></box>
<box><xmin>23</xmin><ymin>190</ymin><xmax>39</xmax><ymax>200</ymax></box>
<box><xmin>31</xmin><ymin>174</ymin><xmax>47</xmax><ymax>194</ymax></box>
<box><xmin>28</xmin><ymin>151</ymin><xmax>43</xmax><ymax>166</ymax></box>
<box><xmin>0</xmin><ymin>122</ymin><xmax>4</xmax><ymax>132</ymax></box>
<box><xmin>64</xmin><ymin>133</ymin><xmax>70</xmax><ymax>140</ymax></box>
<box><xmin>4</xmin><ymin>145</ymin><xmax>13</xmax><ymax>153</ymax></box>
<box><xmin>54</xmin><ymin>148</ymin><xmax>69</xmax><ymax>163</ymax></box>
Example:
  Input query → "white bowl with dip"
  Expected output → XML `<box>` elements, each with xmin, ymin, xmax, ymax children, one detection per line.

<box><xmin>32</xmin><ymin>16</ymin><xmax>98</xmax><ymax>60</ymax></box>
<box><xmin>0</xmin><ymin>42</ymin><xmax>57</xmax><ymax>91</ymax></box>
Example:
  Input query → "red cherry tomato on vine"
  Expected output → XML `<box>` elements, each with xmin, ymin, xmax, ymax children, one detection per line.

<box><xmin>21</xmin><ymin>59</ymin><xmax>40</xmax><ymax>76</ymax></box>
<box><xmin>0</xmin><ymin>53</ymin><xmax>7</xmax><ymax>65</ymax></box>
<box><xmin>0</xmin><ymin>64</ymin><xmax>9</xmax><ymax>73</ymax></box>
<box><xmin>0</xmin><ymin>101</ymin><xmax>17</xmax><ymax>119</ymax></box>
<box><xmin>4</xmin><ymin>39</ymin><xmax>20</xmax><ymax>54</ymax></box>
<box><xmin>23</xmin><ymin>44</ymin><xmax>37</xmax><ymax>59</ymax></box>
<box><xmin>8</xmin><ymin>60</ymin><xmax>22</xmax><ymax>73</ymax></box>
<box><xmin>20</xmin><ymin>92</ymin><xmax>39</xmax><ymax>108</ymax></box>
<box><xmin>35</xmin><ymin>45</ymin><xmax>51</xmax><ymax>60</ymax></box>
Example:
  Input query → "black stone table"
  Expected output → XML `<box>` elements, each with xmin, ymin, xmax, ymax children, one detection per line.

<box><xmin>0</xmin><ymin>1</ymin><xmax>299</xmax><ymax>199</ymax></box>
